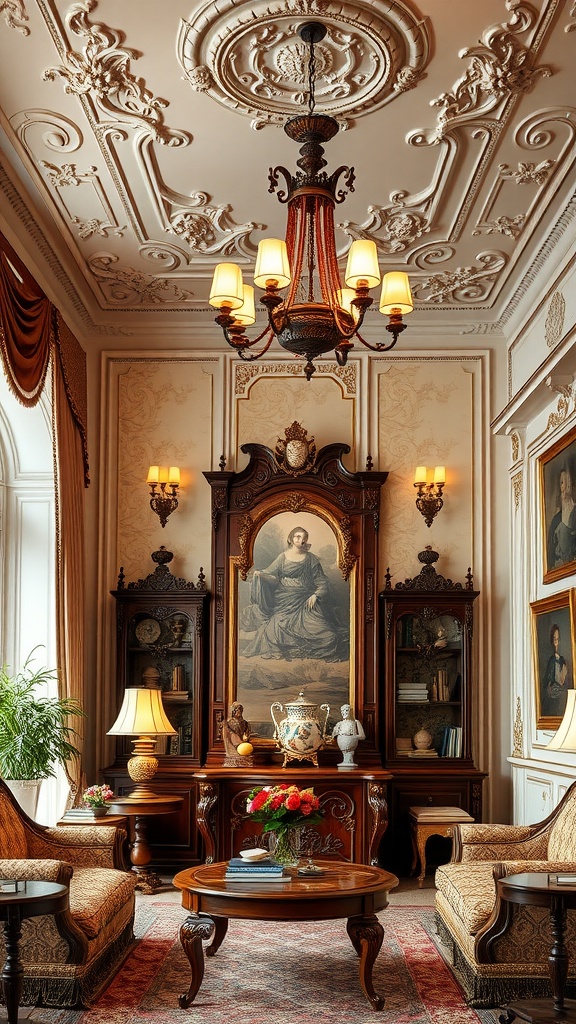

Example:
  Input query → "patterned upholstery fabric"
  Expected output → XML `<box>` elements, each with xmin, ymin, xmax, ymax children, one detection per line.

<box><xmin>435</xmin><ymin>781</ymin><xmax>576</xmax><ymax>1008</ymax></box>
<box><xmin>0</xmin><ymin>779</ymin><xmax>137</xmax><ymax>1008</ymax></box>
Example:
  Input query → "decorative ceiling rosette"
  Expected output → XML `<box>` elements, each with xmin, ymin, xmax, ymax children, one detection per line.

<box><xmin>177</xmin><ymin>0</ymin><xmax>431</xmax><ymax>129</ymax></box>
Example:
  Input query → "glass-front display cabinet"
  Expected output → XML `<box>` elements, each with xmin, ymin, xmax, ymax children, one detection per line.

<box><xmin>378</xmin><ymin>547</ymin><xmax>485</xmax><ymax>873</ymax></box>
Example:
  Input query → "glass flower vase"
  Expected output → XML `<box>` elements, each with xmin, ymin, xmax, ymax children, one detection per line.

<box><xmin>268</xmin><ymin>828</ymin><xmax>302</xmax><ymax>868</ymax></box>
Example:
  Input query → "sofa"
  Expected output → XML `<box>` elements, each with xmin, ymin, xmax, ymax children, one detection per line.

<box><xmin>435</xmin><ymin>781</ymin><xmax>576</xmax><ymax>1007</ymax></box>
<box><xmin>0</xmin><ymin>779</ymin><xmax>137</xmax><ymax>1007</ymax></box>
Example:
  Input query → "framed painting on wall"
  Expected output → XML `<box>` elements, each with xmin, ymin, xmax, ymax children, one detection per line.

<box><xmin>539</xmin><ymin>425</ymin><xmax>576</xmax><ymax>585</ymax></box>
<box><xmin>531</xmin><ymin>590</ymin><xmax>576</xmax><ymax>729</ymax></box>
<box><xmin>233</xmin><ymin>510</ymin><xmax>353</xmax><ymax>740</ymax></box>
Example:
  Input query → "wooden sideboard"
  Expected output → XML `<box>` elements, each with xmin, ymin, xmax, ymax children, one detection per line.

<box><xmin>193</xmin><ymin>767</ymin><xmax>392</xmax><ymax>866</ymax></box>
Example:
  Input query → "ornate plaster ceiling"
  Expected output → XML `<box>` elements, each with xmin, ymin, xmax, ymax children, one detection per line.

<box><xmin>0</xmin><ymin>0</ymin><xmax>574</xmax><ymax>347</ymax></box>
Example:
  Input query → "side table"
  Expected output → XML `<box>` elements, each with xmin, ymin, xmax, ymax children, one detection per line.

<box><xmin>110</xmin><ymin>795</ymin><xmax>182</xmax><ymax>894</ymax></box>
<box><xmin>0</xmin><ymin>880</ymin><xmax>69</xmax><ymax>1024</ymax></box>
<box><xmin>497</xmin><ymin>872</ymin><xmax>576</xmax><ymax>1023</ymax></box>
<box><xmin>409</xmin><ymin>805</ymin><xmax>474</xmax><ymax>886</ymax></box>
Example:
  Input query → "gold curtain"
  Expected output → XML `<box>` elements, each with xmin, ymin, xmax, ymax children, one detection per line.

<box><xmin>0</xmin><ymin>234</ymin><xmax>88</xmax><ymax>799</ymax></box>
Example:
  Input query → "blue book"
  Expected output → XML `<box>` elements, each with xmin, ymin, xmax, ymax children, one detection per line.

<box><xmin>226</xmin><ymin>860</ymin><xmax>283</xmax><ymax>873</ymax></box>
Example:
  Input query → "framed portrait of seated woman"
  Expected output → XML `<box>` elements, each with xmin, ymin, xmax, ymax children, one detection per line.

<box><xmin>203</xmin><ymin>426</ymin><xmax>388</xmax><ymax>765</ymax></box>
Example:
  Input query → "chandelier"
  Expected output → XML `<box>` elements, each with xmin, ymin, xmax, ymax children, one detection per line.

<box><xmin>209</xmin><ymin>22</ymin><xmax>413</xmax><ymax>381</ymax></box>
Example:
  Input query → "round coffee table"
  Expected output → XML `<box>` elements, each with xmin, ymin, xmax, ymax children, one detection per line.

<box><xmin>0</xmin><ymin>880</ymin><xmax>69</xmax><ymax>1024</ymax></box>
<box><xmin>173</xmin><ymin>860</ymin><xmax>398</xmax><ymax>1011</ymax></box>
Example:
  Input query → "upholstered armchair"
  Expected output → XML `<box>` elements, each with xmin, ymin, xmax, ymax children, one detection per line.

<box><xmin>435</xmin><ymin>781</ymin><xmax>576</xmax><ymax>1007</ymax></box>
<box><xmin>0</xmin><ymin>779</ymin><xmax>137</xmax><ymax>1008</ymax></box>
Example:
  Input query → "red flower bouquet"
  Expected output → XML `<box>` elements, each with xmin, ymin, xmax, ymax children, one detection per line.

<box><xmin>246</xmin><ymin>784</ymin><xmax>324</xmax><ymax>834</ymax></box>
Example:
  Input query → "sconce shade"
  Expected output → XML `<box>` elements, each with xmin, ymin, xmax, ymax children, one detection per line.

<box><xmin>147</xmin><ymin>465</ymin><xmax>159</xmax><ymax>484</ymax></box>
<box><xmin>209</xmin><ymin>262</ymin><xmax>244</xmax><ymax>309</ymax></box>
<box><xmin>434</xmin><ymin>466</ymin><xmax>446</xmax><ymax>486</ymax></box>
<box><xmin>344</xmin><ymin>240</ymin><xmax>381</xmax><ymax>289</ymax></box>
<box><xmin>254</xmin><ymin>238</ymin><xmax>291</xmax><ymax>289</ymax></box>
<box><xmin>546</xmin><ymin>690</ymin><xmax>576</xmax><ymax>751</ymax></box>
<box><xmin>168</xmin><ymin>466</ymin><xmax>180</xmax><ymax>486</ymax></box>
<box><xmin>233</xmin><ymin>284</ymin><xmax>256</xmax><ymax>326</ymax></box>
<box><xmin>107</xmin><ymin>687</ymin><xmax>177</xmax><ymax>737</ymax></box>
<box><xmin>379</xmin><ymin>272</ymin><xmax>414</xmax><ymax>315</ymax></box>
<box><xmin>414</xmin><ymin>466</ymin><xmax>427</xmax><ymax>485</ymax></box>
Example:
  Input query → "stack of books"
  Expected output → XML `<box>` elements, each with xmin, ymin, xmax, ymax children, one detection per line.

<box><xmin>397</xmin><ymin>680</ymin><xmax>429</xmax><ymax>703</ymax></box>
<box><xmin>408</xmin><ymin>747</ymin><xmax>438</xmax><ymax>758</ymax></box>
<box><xmin>60</xmin><ymin>807</ymin><xmax>107</xmax><ymax>821</ymax></box>
<box><xmin>224</xmin><ymin>856</ymin><xmax>291</xmax><ymax>882</ymax></box>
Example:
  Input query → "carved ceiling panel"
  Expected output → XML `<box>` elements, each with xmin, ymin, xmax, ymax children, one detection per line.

<box><xmin>0</xmin><ymin>0</ymin><xmax>573</xmax><ymax>344</ymax></box>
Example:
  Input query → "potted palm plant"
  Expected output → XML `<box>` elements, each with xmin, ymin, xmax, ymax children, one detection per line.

<box><xmin>0</xmin><ymin>648</ymin><xmax>84</xmax><ymax>817</ymax></box>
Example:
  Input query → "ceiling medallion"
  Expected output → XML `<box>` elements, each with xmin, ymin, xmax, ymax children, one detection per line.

<box><xmin>177</xmin><ymin>1</ymin><xmax>431</xmax><ymax>129</ymax></box>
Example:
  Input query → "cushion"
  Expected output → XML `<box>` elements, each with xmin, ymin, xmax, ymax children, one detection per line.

<box><xmin>69</xmin><ymin>867</ymin><xmax>136</xmax><ymax>940</ymax></box>
<box><xmin>548</xmin><ymin>787</ymin><xmax>576</xmax><ymax>860</ymax></box>
<box><xmin>435</xmin><ymin>862</ymin><xmax>497</xmax><ymax>935</ymax></box>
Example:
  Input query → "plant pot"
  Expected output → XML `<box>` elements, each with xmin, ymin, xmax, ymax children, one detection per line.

<box><xmin>91</xmin><ymin>807</ymin><xmax>110</xmax><ymax>818</ymax></box>
<box><xmin>5</xmin><ymin>779</ymin><xmax>42</xmax><ymax>819</ymax></box>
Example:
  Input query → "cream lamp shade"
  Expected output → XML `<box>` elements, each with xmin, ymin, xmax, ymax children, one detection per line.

<box><xmin>232</xmin><ymin>284</ymin><xmax>256</xmax><ymax>326</ymax></box>
<box><xmin>108</xmin><ymin>687</ymin><xmax>176</xmax><ymax>801</ymax></box>
<box><xmin>253</xmin><ymin>238</ymin><xmax>291</xmax><ymax>289</ymax></box>
<box><xmin>344</xmin><ymin>239</ymin><xmax>381</xmax><ymax>289</ymax></box>
<box><xmin>379</xmin><ymin>271</ymin><xmax>414</xmax><ymax>315</ymax></box>
<box><xmin>546</xmin><ymin>690</ymin><xmax>576</xmax><ymax>751</ymax></box>
<box><xmin>209</xmin><ymin>262</ymin><xmax>244</xmax><ymax>310</ymax></box>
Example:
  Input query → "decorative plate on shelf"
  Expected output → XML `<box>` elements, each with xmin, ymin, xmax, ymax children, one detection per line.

<box><xmin>135</xmin><ymin>618</ymin><xmax>161</xmax><ymax>645</ymax></box>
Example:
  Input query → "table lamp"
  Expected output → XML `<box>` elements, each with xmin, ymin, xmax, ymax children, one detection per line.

<box><xmin>546</xmin><ymin>690</ymin><xmax>576</xmax><ymax>752</ymax></box>
<box><xmin>107</xmin><ymin>686</ymin><xmax>177</xmax><ymax>801</ymax></box>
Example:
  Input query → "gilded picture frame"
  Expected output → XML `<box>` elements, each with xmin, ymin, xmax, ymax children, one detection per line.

<box><xmin>229</xmin><ymin>508</ymin><xmax>354</xmax><ymax>743</ymax></box>
<box><xmin>540</xmin><ymin>425</ymin><xmax>576</xmax><ymax>585</ymax></box>
<box><xmin>531</xmin><ymin>590</ymin><xmax>576</xmax><ymax>730</ymax></box>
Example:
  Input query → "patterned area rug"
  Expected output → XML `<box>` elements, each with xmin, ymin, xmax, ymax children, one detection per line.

<box><xmin>30</xmin><ymin>901</ymin><xmax>501</xmax><ymax>1024</ymax></box>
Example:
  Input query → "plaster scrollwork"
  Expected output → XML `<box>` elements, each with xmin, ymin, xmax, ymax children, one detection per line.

<box><xmin>512</xmin><ymin>696</ymin><xmax>523</xmax><ymax>757</ymax></box>
<box><xmin>233</xmin><ymin>360</ymin><xmax>357</xmax><ymax>396</ymax></box>
<box><xmin>338</xmin><ymin>206</ymin><xmax>429</xmax><ymax>255</ymax></box>
<box><xmin>177</xmin><ymin>0</ymin><xmax>431</xmax><ymax>127</ymax></box>
<box><xmin>88</xmin><ymin>252</ymin><xmax>194</xmax><ymax>305</ymax></box>
<box><xmin>43</xmin><ymin>0</ymin><xmax>190</xmax><ymax>147</ymax></box>
<box><xmin>500</xmin><ymin>159</ymin><xmax>554</xmax><ymax>185</ymax></box>
<box><xmin>39</xmin><ymin>160</ymin><xmax>125</xmax><ymax>240</ymax></box>
<box><xmin>429</xmin><ymin>2</ymin><xmax>551</xmax><ymax>141</ymax></box>
<box><xmin>512</xmin><ymin>471</ymin><xmax>522</xmax><ymax>511</ymax></box>
<box><xmin>415</xmin><ymin>251</ymin><xmax>507</xmax><ymax>304</ymax></box>
<box><xmin>545</xmin><ymin>291</ymin><xmax>566</xmax><ymax>349</ymax></box>
<box><xmin>0</xmin><ymin>0</ymin><xmax>28</xmax><ymax>34</ymax></box>
<box><xmin>565</xmin><ymin>2</ymin><xmax>576</xmax><ymax>33</ymax></box>
<box><xmin>510</xmin><ymin>431</ymin><xmax>520</xmax><ymax>463</ymax></box>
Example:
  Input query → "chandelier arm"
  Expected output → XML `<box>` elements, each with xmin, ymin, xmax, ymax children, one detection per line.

<box><xmin>237</xmin><ymin>330</ymin><xmax>275</xmax><ymax>361</ymax></box>
<box><xmin>269</xmin><ymin>165</ymin><xmax>292</xmax><ymax>203</ymax></box>
<box><xmin>354</xmin><ymin>327</ymin><xmax>403</xmax><ymax>353</ymax></box>
<box><xmin>222</xmin><ymin>321</ymin><xmax>273</xmax><ymax>349</ymax></box>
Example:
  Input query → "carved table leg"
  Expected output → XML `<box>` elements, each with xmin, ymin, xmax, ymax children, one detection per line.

<box><xmin>196</xmin><ymin>782</ymin><xmax>219</xmax><ymax>864</ymax></box>
<box><xmin>346</xmin><ymin>914</ymin><xmax>385</xmax><ymax>1011</ymax></box>
<box><xmin>178</xmin><ymin>913</ymin><xmax>215</xmax><ymax>1008</ymax></box>
<box><xmin>205</xmin><ymin>915</ymin><xmax>228</xmax><ymax>957</ymax></box>
<box><xmin>549</xmin><ymin>895</ymin><xmax>568</xmax><ymax>1012</ymax></box>
<box><xmin>2</xmin><ymin>908</ymin><xmax>23</xmax><ymax>1024</ymax></box>
<box><xmin>416</xmin><ymin>829</ymin><xmax>429</xmax><ymax>888</ymax></box>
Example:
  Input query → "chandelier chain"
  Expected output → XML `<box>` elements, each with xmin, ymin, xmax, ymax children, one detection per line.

<box><xmin>308</xmin><ymin>35</ymin><xmax>317</xmax><ymax>115</ymax></box>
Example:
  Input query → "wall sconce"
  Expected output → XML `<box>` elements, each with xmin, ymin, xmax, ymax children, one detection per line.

<box><xmin>147</xmin><ymin>465</ymin><xmax>180</xmax><ymax>528</ymax></box>
<box><xmin>414</xmin><ymin>465</ymin><xmax>445</xmax><ymax>528</ymax></box>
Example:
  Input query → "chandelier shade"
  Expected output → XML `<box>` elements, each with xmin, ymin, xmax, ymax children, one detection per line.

<box><xmin>209</xmin><ymin>21</ymin><xmax>413</xmax><ymax>380</ymax></box>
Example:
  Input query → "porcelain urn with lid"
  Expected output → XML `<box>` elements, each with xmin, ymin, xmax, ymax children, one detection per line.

<box><xmin>270</xmin><ymin>690</ymin><xmax>330</xmax><ymax>767</ymax></box>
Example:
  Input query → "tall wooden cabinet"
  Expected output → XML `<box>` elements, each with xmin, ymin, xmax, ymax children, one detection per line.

<box><xmin>105</xmin><ymin>547</ymin><xmax>209</xmax><ymax>870</ymax></box>
<box><xmin>379</xmin><ymin>548</ymin><xmax>486</xmax><ymax>873</ymax></box>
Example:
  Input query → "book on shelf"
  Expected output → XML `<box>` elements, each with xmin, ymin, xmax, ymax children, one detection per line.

<box><xmin>408</xmin><ymin>749</ymin><xmax>438</xmax><ymax>757</ymax></box>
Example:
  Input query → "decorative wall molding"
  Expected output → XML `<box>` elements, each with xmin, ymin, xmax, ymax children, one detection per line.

<box><xmin>87</xmin><ymin>252</ymin><xmax>194</xmax><ymax>305</ymax></box>
<box><xmin>512</xmin><ymin>470</ymin><xmax>523</xmax><ymax>511</ymax></box>
<box><xmin>233</xmin><ymin>360</ymin><xmax>357</xmax><ymax>397</ymax></box>
<box><xmin>512</xmin><ymin>695</ymin><xmax>523</xmax><ymax>757</ymax></box>
<box><xmin>511</xmin><ymin>431</ymin><xmax>520</xmax><ymax>462</ymax></box>
<box><xmin>545</xmin><ymin>391</ymin><xmax>572</xmax><ymax>432</ymax></box>
<box><xmin>177</xmin><ymin>0</ymin><xmax>431</xmax><ymax>129</ymax></box>
<box><xmin>416</xmin><ymin>251</ymin><xmax>507</xmax><ymax>304</ymax></box>
<box><xmin>545</xmin><ymin>291</ymin><xmax>566</xmax><ymax>349</ymax></box>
